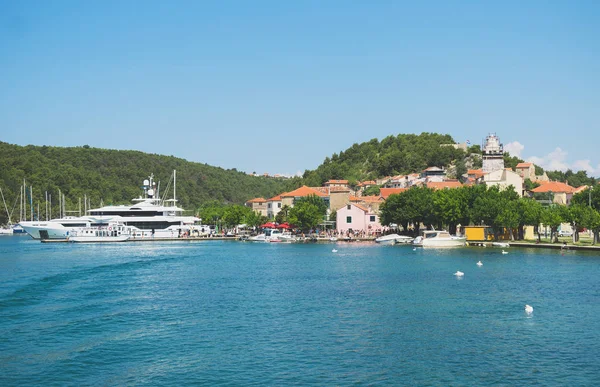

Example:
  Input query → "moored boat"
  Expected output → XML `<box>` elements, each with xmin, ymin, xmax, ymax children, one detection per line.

<box><xmin>20</xmin><ymin>171</ymin><xmax>200</xmax><ymax>241</ymax></box>
<box><xmin>375</xmin><ymin>233</ymin><xmax>414</xmax><ymax>245</ymax></box>
<box><xmin>0</xmin><ymin>226</ymin><xmax>14</xmax><ymax>235</ymax></box>
<box><xmin>68</xmin><ymin>224</ymin><xmax>132</xmax><ymax>243</ymax></box>
<box><xmin>413</xmin><ymin>230</ymin><xmax>466</xmax><ymax>247</ymax></box>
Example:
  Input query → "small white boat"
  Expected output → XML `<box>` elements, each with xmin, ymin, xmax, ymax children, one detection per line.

<box><xmin>375</xmin><ymin>233</ymin><xmax>414</xmax><ymax>245</ymax></box>
<box><xmin>247</xmin><ymin>228</ymin><xmax>297</xmax><ymax>243</ymax></box>
<box><xmin>413</xmin><ymin>230</ymin><xmax>466</xmax><ymax>248</ymax></box>
<box><xmin>0</xmin><ymin>226</ymin><xmax>14</xmax><ymax>235</ymax></box>
<box><xmin>492</xmin><ymin>242</ymin><xmax>510</xmax><ymax>248</ymax></box>
<box><xmin>68</xmin><ymin>224</ymin><xmax>132</xmax><ymax>243</ymax></box>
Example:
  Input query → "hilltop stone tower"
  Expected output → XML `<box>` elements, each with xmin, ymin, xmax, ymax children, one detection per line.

<box><xmin>482</xmin><ymin>133</ymin><xmax>504</xmax><ymax>173</ymax></box>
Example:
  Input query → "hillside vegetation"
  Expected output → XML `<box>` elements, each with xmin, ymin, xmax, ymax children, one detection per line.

<box><xmin>0</xmin><ymin>142</ymin><xmax>296</xmax><ymax>220</ymax></box>
<box><xmin>302</xmin><ymin>132</ymin><xmax>471</xmax><ymax>186</ymax></box>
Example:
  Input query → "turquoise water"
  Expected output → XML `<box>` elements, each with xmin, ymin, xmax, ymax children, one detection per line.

<box><xmin>1</xmin><ymin>236</ymin><xmax>599</xmax><ymax>386</ymax></box>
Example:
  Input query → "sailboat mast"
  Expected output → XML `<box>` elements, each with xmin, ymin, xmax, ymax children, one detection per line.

<box><xmin>0</xmin><ymin>187</ymin><xmax>11</xmax><ymax>224</ymax></box>
<box><xmin>174</xmin><ymin>170</ymin><xmax>176</xmax><ymax>207</ymax></box>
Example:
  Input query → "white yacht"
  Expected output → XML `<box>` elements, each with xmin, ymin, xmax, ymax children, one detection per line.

<box><xmin>20</xmin><ymin>172</ymin><xmax>200</xmax><ymax>240</ymax></box>
<box><xmin>413</xmin><ymin>230</ymin><xmax>466</xmax><ymax>248</ymax></box>
<box><xmin>68</xmin><ymin>223</ymin><xmax>133</xmax><ymax>243</ymax></box>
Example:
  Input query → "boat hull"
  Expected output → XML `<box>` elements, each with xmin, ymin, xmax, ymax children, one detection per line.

<box><xmin>69</xmin><ymin>236</ymin><xmax>130</xmax><ymax>243</ymax></box>
<box><xmin>0</xmin><ymin>228</ymin><xmax>14</xmax><ymax>235</ymax></box>
<box><xmin>413</xmin><ymin>236</ymin><xmax>466</xmax><ymax>248</ymax></box>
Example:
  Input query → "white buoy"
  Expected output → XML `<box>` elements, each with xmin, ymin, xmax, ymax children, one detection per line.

<box><xmin>332</xmin><ymin>249</ymin><xmax>338</xmax><ymax>253</ymax></box>
<box><xmin>502</xmin><ymin>250</ymin><xmax>508</xmax><ymax>255</ymax></box>
<box><xmin>454</xmin><ymin>271</ymin><xmax>464</xmax><ymax>277</ymax></box>
<box><xmin>413</xmin><ymin>247</ymin><xmax>417</xmax><ymax>251</ymax></box>
<box><xmin>476</xmin><ymin>261</ymin><xmax>483</xmax><ymax>266</ymax></box>
<box><xmin>525</xmin><ymin>304</ymin><xmax>533</xmax><ymax>314</ymax></box>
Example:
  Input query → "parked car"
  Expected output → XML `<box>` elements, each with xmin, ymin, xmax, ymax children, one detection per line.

<box><xmin>558</xmin><ymin>230</ymin><xmax>573</xmax><ymax>237</ymax></box>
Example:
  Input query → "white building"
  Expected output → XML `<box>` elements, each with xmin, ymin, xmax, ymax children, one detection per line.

<box><xmin>482</xmin><ymin>133</ymin><xmax>504</xmax><ymax>173</ymax></box>
<box><xmin>483</xmin><ymin>169</ymin><xmax>523</xmax><ymax>197</ymax></box>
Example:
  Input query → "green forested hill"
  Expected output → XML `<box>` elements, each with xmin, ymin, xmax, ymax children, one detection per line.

<box><xmin>0</xmin><ymin>142</ymin><xmax>296</xmax><ymax>220</ymax></box>
<box><xmin>302</xmin><ymin>132</ymin><xmax>469</xmax><ymax>186</ymax></box>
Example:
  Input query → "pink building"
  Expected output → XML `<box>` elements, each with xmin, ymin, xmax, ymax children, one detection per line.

<box><xmin>336</xmin><ymin>203</ymin><xmax>382</xmax><ymax>236</ymax></box>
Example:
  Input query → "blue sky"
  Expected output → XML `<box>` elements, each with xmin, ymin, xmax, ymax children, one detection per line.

<box><xmin>1</xmin><ymin>1</ymin><xmax>599</xmax><ymax>177</ymax></box>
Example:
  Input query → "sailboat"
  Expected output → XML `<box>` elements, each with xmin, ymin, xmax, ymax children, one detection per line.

<box><xmin>0</xmin><ymin>187</ymin><xmax>14</xmax><ymax>235</ymax></box>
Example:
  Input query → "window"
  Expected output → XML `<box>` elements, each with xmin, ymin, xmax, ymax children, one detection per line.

<box><xmin>370</xmin><ymin>215</ymin><xmax>376</xmax><ymax>222</ymax></box>
<box><xmin>268</xmin><ymin>203</ymin><xmax>272</xmax><ymax>208</ymax></box>
<box><xmin>347</xmin><ymin>205</ymin><xmax>351</xmax><ymax>210</ymax></box>
<box><xmin>278</xmin><ymin>203</ymin><xmax>281</xmax><ymax>208</ymax></box>
<box><xmin>346</xmin><ymin>216</ymin><xmax>352</xmax><ymax>223</ymax></box>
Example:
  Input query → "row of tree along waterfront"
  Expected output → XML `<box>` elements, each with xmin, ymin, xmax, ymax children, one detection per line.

<box><xmin>379</xmin><ymin>184</ymin><xmax>600</xmax><ymax>244</ymax></box>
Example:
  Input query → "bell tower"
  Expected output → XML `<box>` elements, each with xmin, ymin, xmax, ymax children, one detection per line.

<box><xmin>482</xmin><ymin>133</ymin><xmax>504</xmax><ymax>173</ymax></box>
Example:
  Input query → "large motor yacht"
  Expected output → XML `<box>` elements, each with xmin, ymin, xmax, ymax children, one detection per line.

<box><xmin>20</xmin><ymin>172</ymin><xmax>200</xmax><ymax>240</ymax></box>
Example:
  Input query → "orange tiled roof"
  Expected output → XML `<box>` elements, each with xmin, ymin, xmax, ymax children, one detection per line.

<box><xmin>326</xmin><ymin>179</ymin><xmax>348</xmax><ymax>184</ymax></box>
<box><xmin>574</xmin><ymin>186</ymin><xmax>590</xmax><ymax>194</ymax></box>
<box><xmin>246</xmin><ymin>197</ymin><xmax>266</xmax><ymax>203</ymax></box>
<box><xmin>531</xmin><ymin>181</ymin><xmax>576</xmax><ymax>194</ymax></box>
<box><xmin>380</xmin><ymin>188</ymin><xmax>408</xmax><ymax>199</ymax></box>
<box><xmin>516</xmin><ymin>162</ymin><xmax>533</xmax><ymax>168</ymax></box>
<box><xmin>281</xmin><ymin>185</ymin><xmax>328</xmax><ymax>197</ymax></box>
<box><xmin>311</xmin><ymin>186</ymin><xmax>330</xmax><ymax>195</ymax></box>
<box><xmin>467</xmin><ymin>169</ymin><xmax>484</xmax><ymax>177</ymax></box>
<box><xmin>353</xmin><ymin>203</ymin><xmax>369</xmax><ymax>213</ymax></box>
<box><xmin>268</xmin><ymin>195</ymin><xmax>282</xmax><ymax>201</ymax></box>
<box><xmin>360</xmin><ymin>195</ymin><xmax>383</xmax><ymax>203</ymax></box>
<box><xmin>427</xmin><ymin>181</ymin><xmax>463</xmax><ymax>190</ymax></box>
<box><xmin>358</xmin><ymin>180</ymin><xmax>377</xmax><ymax>187</ymax></box>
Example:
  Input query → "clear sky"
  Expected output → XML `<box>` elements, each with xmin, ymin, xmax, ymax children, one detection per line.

<box><xmin>1</xmin><ymin>0</ymin><xmax>599</xmax><ymax>177</ymax></box>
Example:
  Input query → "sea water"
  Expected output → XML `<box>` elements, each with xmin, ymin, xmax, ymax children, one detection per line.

<box><xmin>1</xmin><ymin>237</ymin><xmax>599</xmax><ymax>386</ymax></box>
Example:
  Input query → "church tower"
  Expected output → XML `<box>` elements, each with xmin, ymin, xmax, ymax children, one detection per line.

<box><xmin>482</xmin><ymin>133</ymin><xmax>504</xmax><ymax>173</ymax></box>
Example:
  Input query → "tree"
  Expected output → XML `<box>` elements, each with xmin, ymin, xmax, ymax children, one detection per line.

<box><xmin>571</xmin><ymin>186</ymin><xmax>600</xmax><ymax>211</ymax></box>
<box><xmin>496</xmin><ymin>201</ymin><xmax>520</xmax><ymax>240</ymax></box>
<box><xmin>288</xmin><ymin>194</ymin><xmax>328</xmax><ymax>232</ymax></box>
<box><xmin>275</xmin><ymin>204</ymin><xmax>291</xmax><ymax>224</ymax></box>
<box><xmin>432</xmin><ymin>188</ymin><xmax>464</xmax><ymax>235</ymax></box>
<box><xmin>563</xmin><ymin>204</ymin><xmax>588</xmax><ymax>243</ymax></box>
<box><xmin>245</xmin><ymin>210</ymin><xmax>268</xmax><ymax>229</ymax></box>
<box><xmin>540</xmin><ymin>206</ymin><xmax>564</xmax><ymax>243</ymax></box>
<box><xmin>516</xmin><ymin>198</ymin><xmax>543</xmax><ymax>241</ymax></box>
<box><xmin>362</xmin><ymin>185</ymin><xmax>381</xmax><ymax>196</ymax></box>
<box><xmin>582</xmin><ymin>209</ymin><xmax>600</xmax><ymax>245</ymax></box>
<box><xmin>379</xmin><ymin>186</ymin><xmax>434</xmax><ymax>235</ymax></box>
<box><xmin>222</xmin><ymin>205</ymin><xmax>251</xmax><ymax>228</ymax></box>
<box><xmin>454</xmin><ymin>158</ymin><xmax>467</xmax><ymax>181</ymax></box>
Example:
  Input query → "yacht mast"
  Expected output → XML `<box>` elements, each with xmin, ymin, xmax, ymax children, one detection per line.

<box><xmin>174</xmin><ymin>170</ymin><xmax>176</xmax><ymax>207</ymax></box>
<box><xmin>0</xmin><ymin>187</ymin><xmax>11</xmax><ymax>224</ymax></box>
